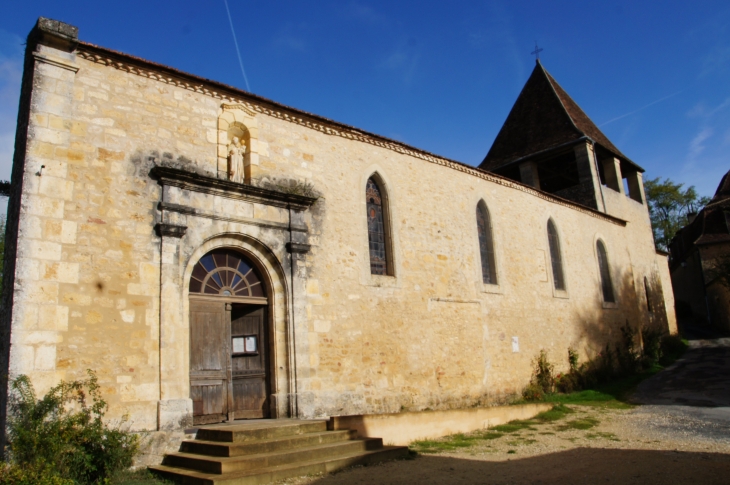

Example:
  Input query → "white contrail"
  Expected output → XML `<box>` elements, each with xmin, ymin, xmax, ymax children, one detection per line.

<box><xmin>223</xmin><ymin>0</ymin><xmax>251</xmax><ymax>92</ymax></box>
<box><xmin>599</xmin><ymin>90</ymin><xmax>683</xmax><ymax>127</ymax></box>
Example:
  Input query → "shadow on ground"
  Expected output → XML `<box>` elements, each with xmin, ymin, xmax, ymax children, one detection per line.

<box><xmin>308</xmin><ymin>448</ymin><xmax>729</xmax><ymax>485</ymax></box>
<box><xmin>633</xmin><ymin>339</ymin><xmax>730</xmax><ymax>408</ymax></box>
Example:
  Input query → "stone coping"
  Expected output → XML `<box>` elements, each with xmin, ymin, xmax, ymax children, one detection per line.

<box><xmin>328</xmin><ymin>403</ymin><xmax>554</xmax><ymax>446</ymax></box>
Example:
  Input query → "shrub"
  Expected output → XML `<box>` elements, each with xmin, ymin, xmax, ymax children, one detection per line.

<box><xmin>659</xmin><ymin>334</ymin><xmax>688</xmax><ymax>366</ymax></box>
<box><xmin>0</xmin><ymin>462</ymin><xmax>74</xmax><ymax>485</ymax></box>
<box><xmin>6</xmin><ymin>370</ymin><xmax>139</xmax><ymax>485</ymax></box>
<box><xmin>555</xmin><ymin>372</ymin><xmax>579</xmax><ymax>394</ymax></box>
<box><xmin>568</xmin><ymin>347</ymin><xmax>579</xmax><ymax>373</ymax></box>
<box><xmin>616</xmin><ymin>323</ymin><xmax>640</xmax><ymax>375</ymax></box>
<box><xmin>641</xmin><ymin>327</ymin><xmax>663</xmax><ymax>365</ymax></box>
<box><xmin>521</xmin><ymin>382</ymin><xmax>545</xmax><ymax>402</ymax></box>
<box><xmin>522</xmin><ymin>350</ymin><xmax>555</xmax><ymax>400</ymax></box>
<box><xmin>533</xmin><ymin>350</ymin><xmax>555</xmax><ymax>394</ymax></box>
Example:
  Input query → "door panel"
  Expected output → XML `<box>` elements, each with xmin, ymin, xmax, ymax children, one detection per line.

<box><xmin>189</xmin><ymin>299</ymin><xmax>229</xmax><ymax>425</ymax></box>
<box><xmin>230</xmin><ymin>306</ymin><xmax>269</xmax><ymax>418</ymax></box>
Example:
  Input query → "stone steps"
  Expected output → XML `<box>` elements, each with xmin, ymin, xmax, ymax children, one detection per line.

<box><xmin>149</xmin><ymin>419</ymin><xmax>409</xmax><ymax>484</ymax></box>
<box><xmin>180</xmin><ymin>430</ymin><xmax>355</xmax><ymax>457</ymax></box>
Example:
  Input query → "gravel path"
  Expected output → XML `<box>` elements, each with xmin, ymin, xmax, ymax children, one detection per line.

<box><xmin>278</xmin><ymin>339</ymin><xmax>730</xmax><ymax>484</ymax></box>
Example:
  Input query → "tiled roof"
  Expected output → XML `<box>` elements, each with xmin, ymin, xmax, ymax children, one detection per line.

<box><xmin>669</xmin><ymin>170</ymin><xmax>730</xmax><ymax>265</ymax></box>
<box><xmin>480</xmin><ymin>61</ymin><xmax>642</xmax><ymax>172</ymax></box>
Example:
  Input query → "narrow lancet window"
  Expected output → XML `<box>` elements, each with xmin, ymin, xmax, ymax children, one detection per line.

<box><xmin>366</xmin><ymin>177</ymin><xmax>389</xmax><ymax>275</ymax></box>
<box><xmin>644</xmin><ymin>277</ymin><xmax>653</xmax><ymax>312</ymax></box>
<box><xmin>596</xmin><ymin>240</ymin><xmax>615</xmax><ymax>303</ymax></box>
<box><xmin>477</xmin><ymin>203</ymin><xmax>497</xmax><ymax>284</ymax></box>
<box><xmin>547</xmin><ymin>220</ymin><xmax>565</xmax><ymax>291</ymax></box>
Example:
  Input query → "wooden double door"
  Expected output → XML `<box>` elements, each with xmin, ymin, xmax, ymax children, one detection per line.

<box><xmin>189</xmin><ymin>298</ymin><xmax>270</xmax><ymax>424</ymax></box>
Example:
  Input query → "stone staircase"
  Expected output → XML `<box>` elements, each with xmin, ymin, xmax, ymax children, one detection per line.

<box><xmin>149</xmin><ymin>419</ymin><xmax>408</xmax><ymax>484</ymax></box>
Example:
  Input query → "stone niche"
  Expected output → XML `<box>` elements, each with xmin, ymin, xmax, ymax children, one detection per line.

<box><xmin>217</xmin><ymin>103</ymin><xmax>260</xmax><ymax>184</ymax></box>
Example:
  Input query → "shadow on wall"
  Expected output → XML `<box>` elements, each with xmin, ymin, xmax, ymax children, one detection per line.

<box><xmin>306</xmin><ymin>449</ymin><xmax>730</xmax><ymax>485</ymax></box>
<box><xmin>568</xmin><ymin>269</ymin><xmax>668</xmax><ymax>364</ymax></box>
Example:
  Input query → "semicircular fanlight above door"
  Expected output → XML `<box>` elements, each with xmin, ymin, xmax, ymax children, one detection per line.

<box><xmin>189</xmin><ymin>249</ymin><xmax>267</xmax><ymax>298</ymax></box>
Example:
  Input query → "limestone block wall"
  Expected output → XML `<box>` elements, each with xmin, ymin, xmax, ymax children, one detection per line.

<box><xmin>4</xmin><ymin>21</ymin><xmax>676</xmax><ymax>433</ymax></box>
<box><xmin>260</xmin><ymin>114</ymin><xmax>670</xmax><ymax>415</ymax></box>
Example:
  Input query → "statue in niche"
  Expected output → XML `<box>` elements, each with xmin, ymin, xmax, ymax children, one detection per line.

<box><xmin>227</xmin><ymin>136</ymin><xmax>246</xmax><ymax>183</ymax></box>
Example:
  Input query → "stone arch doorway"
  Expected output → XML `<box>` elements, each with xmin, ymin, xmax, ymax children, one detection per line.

<box><xmin>188</xmin><ymin>248</ymin><xmax>272</xmax><ymax>424</ymax></box>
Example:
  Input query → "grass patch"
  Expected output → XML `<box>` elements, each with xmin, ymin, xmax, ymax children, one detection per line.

<box><xmin>410</xmin><ymin>428</ymin><xmax>509</xmax><ymax>453</ymax></box>
<box><xmin>533</xmin><ymin>404</ymin><xmax>575</xmax><ymax>421</ymax></box>
<box><xmin>557</xmin><ymin>417</ymin><xmax>599</xmax><ymax>431</ymax></box>
<box><xmin>491</xmin><ymin>422</ymin><xmax>536</xmax><ymax>433</ymax></box>
<box><xmin>111</xmin><ymin>469</ymin><xmax>173</xmax><ymax>485</ymax></box>
<box><xmin>586</xmin><ymin>432</ymin><xmax>619</xmax><ymax>441</ymax></box>
<box><xmin>507</xmin><ymin>449</ymin><xmax>516</xmax><ymax>454</ymax></box>
<box><xmin>473</xmin><ymin>431</ymin><xmax>505</xmax><ymax>440</ymax></box>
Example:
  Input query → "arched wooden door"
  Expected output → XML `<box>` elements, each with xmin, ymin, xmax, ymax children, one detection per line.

<box><xmin>188</xmin><ymin>249</ymin><xmax>270</xmax><ymax>424</ymax></box>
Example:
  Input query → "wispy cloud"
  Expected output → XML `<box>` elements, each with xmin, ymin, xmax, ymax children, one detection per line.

<box><xmin>273</xmin><ymin>34</ymin><xmax>306</xmax><ymax>52</ymax></box>
<box><xmin>344</xmin><ymin>1</ymin><xmax>389</xmax><ymax>27</ymax></box>
<box><xmin>688</xmin><ymin>126</ymin><xmax>713</xmax><ymax>161</ymax></box>
<box><xmin>270</xmin><ymin>21</ymin><xmax>307</xmax><ymax>53</ymax></box>
<box><xmin>599</xmin><ymin>90</ymin><xmax>684</xmax><ymax>126</ymax></box>
<box><xmin>700</xmin><ymin>43</ymin><xmax>730</xmax><ymax>78</ymax></box>
<box><xmin>380</xmin><ymin>37</ymin><xmax>420</xmax><ymax>85</ymax></box>
<box><xmin>469</xmin><ymin>2</ymin><xmax>525</xmax><ymax>88</ymax></box>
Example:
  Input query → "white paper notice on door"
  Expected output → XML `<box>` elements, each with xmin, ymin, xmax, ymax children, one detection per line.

<box><xmin>232</xmin><ymin>337</ymin><xmax>245</xmax><ymax>353</ymax></box>
<box><xmin>512</xmin><ymin>336</ymin><xmax>519</xmax><ymax>353</ymax></box>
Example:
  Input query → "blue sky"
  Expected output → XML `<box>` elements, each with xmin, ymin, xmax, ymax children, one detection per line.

<box><xmin>1</xmin><ymin>0</ymin><xmax>730</xmax><ymax>208</ymax></box>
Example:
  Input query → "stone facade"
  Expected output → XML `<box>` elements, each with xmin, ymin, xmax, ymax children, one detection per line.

<box><xmin>1</xmin><ymin>19</ymin><xmax>676</xmax><ymax>445</ymax></box>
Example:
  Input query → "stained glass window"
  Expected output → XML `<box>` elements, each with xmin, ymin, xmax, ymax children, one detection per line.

<box><xmin>596</xmin><ymin>240</ymin><xmax>615</xmax><ymax>303</ymax></box>
<box><xmin>189</xmin><ymin>249</ymin><xmax>266</xmax><ymax>298</ymax></box>
<box><xmin>477</xmin><ymin>203</ymin><xmax>497</xmax><ymax>284</ymax></box>
<box><xmin>547</xmin><ymin>220</ymin><xmax>565</xmax><ymax>291</ymax></box>
<box><xmin>366</xmin><ymin>177</ymin><xmax>389</xmax><ymax>275</ymax></box>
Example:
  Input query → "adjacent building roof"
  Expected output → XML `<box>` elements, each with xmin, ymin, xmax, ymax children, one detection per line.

<box><xmin>669</xmin><ymin>170</ymin><xmax>730</xmax><ymax>266</ymax></box>
<box><xmin>480</xmin><ymin>60</ymin><xmax>643</xmax><ymax>173</ymax></box>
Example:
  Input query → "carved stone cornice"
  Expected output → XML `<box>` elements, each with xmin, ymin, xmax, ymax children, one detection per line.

<box><xmin>222</xmin><ymin>103</ymin><xmax>257</xmax><ymax>117</ymax></box>
<box><xmin>286</xmin><ymin>242</ymin><xmax>311</xmax><ymax>254</ymax></box>
<box><xmin>151</xmin><ymin>166</ymin><xmax>317</xmax><ymax>211</ymax></box>
<box><xmin>155</xmin><ymin>223</ymin><xmax>187</xmax><ymax>238</ymax></box>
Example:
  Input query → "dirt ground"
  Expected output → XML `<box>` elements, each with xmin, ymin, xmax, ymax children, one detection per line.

<box><xmin>277</xmin><ymin>339</ymin><xmax>730</xmax><ymax>485</ymax></box>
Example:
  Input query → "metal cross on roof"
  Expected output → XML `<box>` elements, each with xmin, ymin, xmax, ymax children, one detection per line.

<box><xmin>531</xmin><ymin>42</ymin><xmax>543</xmax><ymax>60</ymax></box>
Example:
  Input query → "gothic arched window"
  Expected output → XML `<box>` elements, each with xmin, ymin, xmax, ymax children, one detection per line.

<box><xmin>366</xmin><ymin>177</ymin><xmax>391</xmax><ymax>275</ymax></box>
<box><xmin>547</xmin><ymin>219</ymin><xmax>565</xmax><ymax>291</ymax></box>
<box><xmin>477</xmin><ymin>202</ymin><xmax>497</xmax><ymax>284</ymax></box>
<box><xmin>189</xmin><ymin>249</ymin><xmax>266</xmax><ymax>298</ymax></box>
<box><xmin>596</xmin><ymin>240</ymin><xmax>615</xmax><ymax>303</ymax></box>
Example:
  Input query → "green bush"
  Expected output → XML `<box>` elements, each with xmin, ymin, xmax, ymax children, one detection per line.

<box><xmin>615</xmin><ymin>323</ymin><xmax>641</xmax><ymax>375</ymax></box>
<box><xmin>568</xmin><ymin>347</ymin><xmax>579</xmax><ymax>373</ymax></box>
<box><xmin>6</xmin><ymin>370</ymin><xmax>139</xmax><ymax>485</ymax></box>
<box><xmin>521</xmin><ymin>382</ymin><xmax>545</xmax><ymax>402</ymax></box>
<box><xmin>641</xmin><ymin>328</ymin><xmax>663</xmax><ymax>365</ymax></box>
<box><xmin>533</xmin><ymin>350</ymin><xmax>555</xmax><ymax>393</ymax></box>
<box><xmin>522</xmin><ymin>350</ymin><xmax>555</xmax><ymax>400</ymax></box>
<box><xmin>659</xmin><ymin>334</ymin><xmax>688</xmax><ymax>366</ymax></box>
<box><xmin>521</xmin><ymin>327</ymin><xmax>688</xmax><ymax>403</ymax></box>
<box><xmin>0</xmin><ymin>462</ymin><xmax>74</xmax><ymax>485</ymax></box>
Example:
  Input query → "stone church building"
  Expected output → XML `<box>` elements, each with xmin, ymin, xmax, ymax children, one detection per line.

<box><xmin>1</xmin><ymin>19</ymin><xmax>676</xmax><ymax>438</ymax></box>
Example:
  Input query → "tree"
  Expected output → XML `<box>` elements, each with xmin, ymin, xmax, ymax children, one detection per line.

<box><xmin>644</xmin><ymin>177</ymin><xmax>711</xmax><ymax>251</ymax></box>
